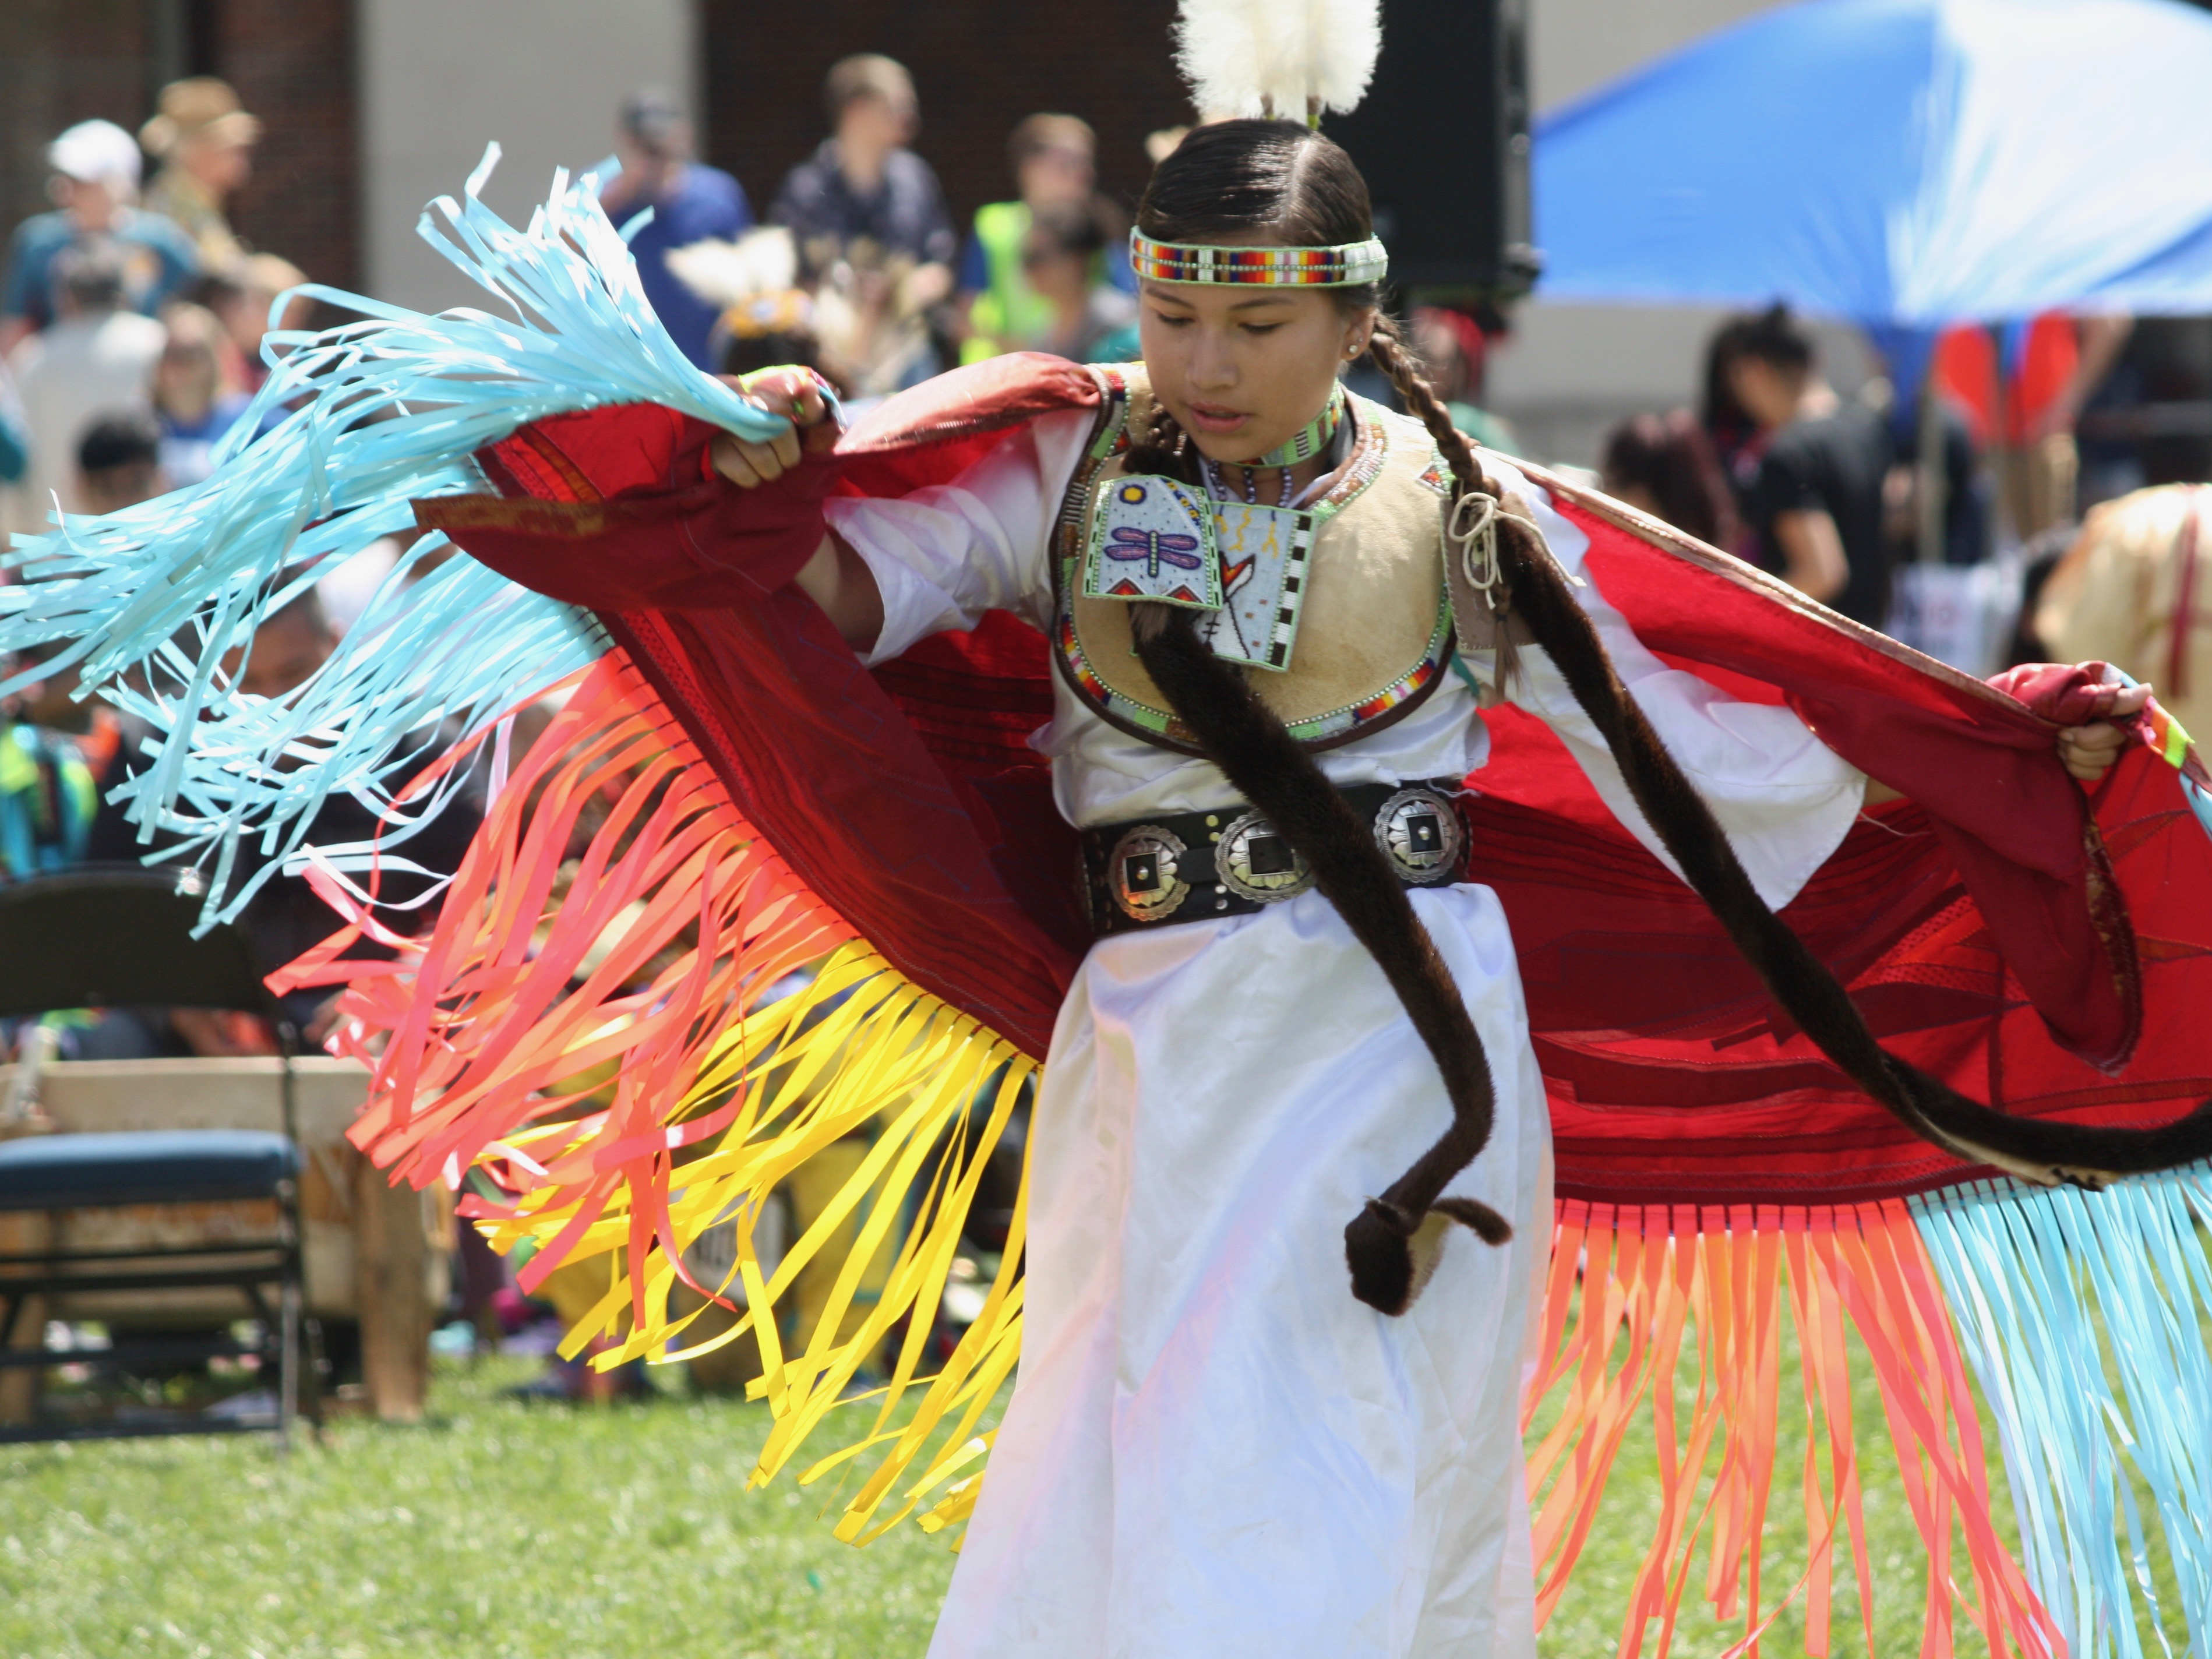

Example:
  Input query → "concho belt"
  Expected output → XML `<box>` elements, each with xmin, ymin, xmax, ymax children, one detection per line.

<box><xmin>1081</xmin><ymin>779</ymin><xmax>1467</xmax><ymax>936</ymax></box>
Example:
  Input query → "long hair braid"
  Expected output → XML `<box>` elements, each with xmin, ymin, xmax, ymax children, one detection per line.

<box><xmin>1367</xmin><ymin>310</ymin><xmax>2212</xmax><ymax>1196</ymax></box>
<box><xmin>1126</xmin><ymin>119</ymin><xmax>2212</xmax><ymax>1319</ymax></box>
<box><xmin>1126</xmin><ymin>601</ymin><xmax>1514</xmax><ymax>1315</ymax></box>
<box><xmin>1124</xmin><ymin>312</ymin><xmax>1517</xmax><ymax>1314</ymax></box>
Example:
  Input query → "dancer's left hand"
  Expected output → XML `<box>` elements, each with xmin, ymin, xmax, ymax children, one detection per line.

<box><xmin>710</xmin><ymin>368</ymin><xmax>837</xmax><ymax>488</ymax></box>
<box><xmin>2058</xmin><ymin>680</ymin><xmax>2152</xmax><ymax>783</ymax></box>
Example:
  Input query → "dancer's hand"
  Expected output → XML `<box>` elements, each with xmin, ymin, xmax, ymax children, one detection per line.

<box><xmin>710</xmin><ymin>368</ymin><xmax>836</xmax><ymax>488</ymax></box>
<box><xmin>2058</xmin><ymin>680</ymin><xmax>2152</xmax><ymax>783</ymax></box>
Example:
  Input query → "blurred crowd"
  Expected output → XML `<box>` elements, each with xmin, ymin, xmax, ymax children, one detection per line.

<box><xmin>0</xmin><ymin>76</ymin><xmax>485</xmax><ymax>1063</ymax></box>
<box><xmin>1</xmin><ymin>82</ymin><xmax>312</xmax><ymax>533</ymax></box>
<box><xmin>8</xmin><ymin>52</ymin><xmax>2212</xmax><ymax>936</ymax></box>
<box><xmin>1597</xmin><ymin>303</ymin><xmax>2212</xmax><ymax>740</ymax></box>
<box><xmin>616</xmin><ymin>54</ymin><xmax>1152</xmax><ymax>398</ymax></box>
<box><xmin>1</xmin><ymin>79</ymin><xmax>343</xmax><ymax>939</ymax></box>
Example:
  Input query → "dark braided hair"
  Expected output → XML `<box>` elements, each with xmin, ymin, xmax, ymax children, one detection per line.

<box><xmin>1126</xmin><ymin>123</ymin><xmax>2212</xmax><ymax>1316</ymax></box>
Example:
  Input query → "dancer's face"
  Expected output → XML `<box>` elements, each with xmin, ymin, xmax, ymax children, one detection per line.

<box><xmin>1139</xmin><ymin>272</ymin><xmax>1372</xmax><ymax>466</ymax></box>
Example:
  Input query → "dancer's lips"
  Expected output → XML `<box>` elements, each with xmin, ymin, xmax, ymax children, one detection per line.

<box><xmin>1184</xmin><ymin>402</ymin><xmax>1251</xmax><ymax>436</ymax></box>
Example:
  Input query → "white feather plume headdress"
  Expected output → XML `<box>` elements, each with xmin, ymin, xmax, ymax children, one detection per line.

<box><xmin>1174</xmin><ymin>0</ymin><xmax>1383</xmax><ymax>124</ymax></box>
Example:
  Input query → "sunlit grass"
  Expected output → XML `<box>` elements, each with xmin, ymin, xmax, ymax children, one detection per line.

<box><xmin>0</xmin><ymin>1357</ymin><xmax>957</xmax><ymax>1659</ymax></box>
<box><xmin>0</xmin><ymin>1304</ymin><xmax>2196</xmax><ymax>1658</ymax></box>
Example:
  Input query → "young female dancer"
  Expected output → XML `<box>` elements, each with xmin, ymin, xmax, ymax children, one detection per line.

<box><xmin>710</xmin><ymin>118</ymin><xmax>2144</xmax><ymax>1658</ymax></box>
<box><xmin>8</xmin><ymin>67</ymin><xmax>2203</xmax><ymax>1651</ymax></box>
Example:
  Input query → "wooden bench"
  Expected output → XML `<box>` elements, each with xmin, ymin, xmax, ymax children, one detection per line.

<box><xmin>0</xmin><ymin>1057</ymin><xmax>451</xmax><ymax>1422</ymax></box>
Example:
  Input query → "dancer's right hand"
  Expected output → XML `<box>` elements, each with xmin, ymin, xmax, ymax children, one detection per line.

<box><xmin>710</xmin><ymin>368</ymin><xmax>837</xmax><ymax>488</ymax></box>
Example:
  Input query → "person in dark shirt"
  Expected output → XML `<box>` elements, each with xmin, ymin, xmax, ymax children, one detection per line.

<box><xmin>599</xmin><ymin>88</ymin><xmax>754</xmax><ymax>370</ymax></box>
<box><xmin>1705</xmin><ymin>306</ymin><xmax>1896</xmax><ymax>627</ymax></box>
<box><xmin>769</xmin><ymin>55</ymin><xmax>955</xmax><ymax>291</ymax></box>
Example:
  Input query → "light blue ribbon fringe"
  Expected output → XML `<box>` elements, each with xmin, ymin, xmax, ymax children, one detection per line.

<box><xmin>1913</xmin><ymin>1168</ymin><xmax>2212</xmax><ymax>1659</ymax></box>
<box><xmin>0</xmin><ymin>146</ymin><xmax>787</xmax><ymax>928</ymax></box>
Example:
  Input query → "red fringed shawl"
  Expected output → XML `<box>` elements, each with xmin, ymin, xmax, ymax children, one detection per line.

<box><xmin>426</xmin><ymin>353</ymin><xmax>2212</xmax><ymax>1212</ymax></box>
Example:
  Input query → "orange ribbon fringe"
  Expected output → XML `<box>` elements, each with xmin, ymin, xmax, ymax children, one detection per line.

<box><xmin>1526</xmin><ymin>1199</ymin><xmax>2062</xmax><ymax>1659</ymax></box>
<box><xmin>278</xmin><ymin>651</ymin><xmax>2070</xmax><ymax>1654</ymax></box>
<box><xmin>274</xmin><ymin>648</ymin><xmax>856</xmax><ymax>1306</ymax></box>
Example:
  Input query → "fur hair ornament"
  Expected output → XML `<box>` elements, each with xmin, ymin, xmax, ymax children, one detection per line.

<box><xmin>1173</xmin><ymin>0</ymin><xmax>1384</xmax><ymax>124</ymax></box>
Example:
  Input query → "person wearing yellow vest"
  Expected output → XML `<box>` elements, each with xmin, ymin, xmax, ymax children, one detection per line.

<box><xmin>956</xmin><ymin>114</ymin><xmax>1134</xmax><ymax>364</ymax></box>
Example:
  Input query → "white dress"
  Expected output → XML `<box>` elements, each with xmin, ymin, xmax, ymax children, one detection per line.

<box><xmin>825</xmin><ymin>407</ymin><xmax>1867</xmax><ymax>1659</ymax></box>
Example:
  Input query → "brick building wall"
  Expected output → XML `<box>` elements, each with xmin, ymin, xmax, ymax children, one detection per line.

<box><xmin>0</xmin><ymin>0</ymin><xmax>157</xmax><ymax>253</ymax></box>
<box><xmin>1</xmin><ymin>0</ymin><xmax>359</xmax><ymax>297</ymax></box>
<box><xmin>214</xmin><ymin>0</ymin><xmax>361</xmax><ymax>290</ymax></box>
<box><xmin>701</xmin><ymin>0</ymin><xmax>1191</xmax><ymax>239</ymax></box>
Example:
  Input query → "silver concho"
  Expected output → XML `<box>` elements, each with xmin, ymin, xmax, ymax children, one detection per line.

<box><xmin>1373</xmin><ymin>787</ymin><xmax>1465</xmax><ymax>885</ymax></box>
<box><xmin>1216</xmin><ymin>810</ymin><xmax>1314</xmax><ymax>904</ymax></box>
<box><xmin>1108</xmin><ymin>824</ymin><xmax>1190</xmax><ymax>922</ymax></box>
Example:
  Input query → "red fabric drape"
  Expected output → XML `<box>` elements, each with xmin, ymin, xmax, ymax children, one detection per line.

<box><xmin>421</xmin><ymin>358</ymin><xmax>2212</xmax><ymax>1208</ymax></box>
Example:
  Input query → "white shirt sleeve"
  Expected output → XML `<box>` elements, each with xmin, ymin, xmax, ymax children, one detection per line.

<box><xmin>1469</xmin><ymin>458</ymin><xmax>1868</xmax><ymax>912</ymax></box>
<box><xmin>824</xmin><ymin>407</ymin><xmax>1096</xmax><ymax>666</ymax></box>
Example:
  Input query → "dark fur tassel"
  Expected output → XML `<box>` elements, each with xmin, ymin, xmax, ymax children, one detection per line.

<box><xmin>1130</xmin><ymin>604</ymin><xmax>1511</xmax><ymax>1315</ymax></box>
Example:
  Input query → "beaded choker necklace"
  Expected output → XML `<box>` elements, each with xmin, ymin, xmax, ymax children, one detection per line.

<box><xmin>1253</xmin><ymin>383</ymin><xmax>1346</xmax><ymax>470</ymax></box>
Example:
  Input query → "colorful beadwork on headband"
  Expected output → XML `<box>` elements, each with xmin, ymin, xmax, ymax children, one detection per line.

<box><xmin>1253</xmin><ymin>383</ymin><xmax>1347</xmax><ymax>470</ymax></box>
<box><xmin>1130</xmin><ymin>231</ymin><xmax>1389</xmax><ymax>287</ymax></box>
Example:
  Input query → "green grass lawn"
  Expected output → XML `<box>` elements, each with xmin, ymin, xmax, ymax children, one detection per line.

<box><xmin>0</xmin><ymin>1358</ymin><xmax>957</xmax><ymax>1659</ymax></box>
<box><xmin>0</xmin><ymin>1337</ymin><xmax>2185</xmax><ymax>1658</ymax></box>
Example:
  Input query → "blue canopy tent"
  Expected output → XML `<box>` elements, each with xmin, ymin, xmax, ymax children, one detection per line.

<box><xmin>1534</xmin><ymin>12</ymin><xmax>2212</xmax><ymax>1644</ymax></box>
<box><xmin>1533</xmin><ymin>0</ymin><xmax>2212</xmax><ymax>329</ymax></box>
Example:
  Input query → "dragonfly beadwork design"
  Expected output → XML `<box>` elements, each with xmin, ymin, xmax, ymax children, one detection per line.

<box><xmin>1105</xmin><ymin>524</ymin><xmax>1205</xmax><ymax>580</ymax></box>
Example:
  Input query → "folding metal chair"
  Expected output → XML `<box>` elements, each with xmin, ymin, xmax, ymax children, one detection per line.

<box><xmin>0</xmin><ymin>867</ymin><xmax>314</xmax><ymax>1446</ymax></box>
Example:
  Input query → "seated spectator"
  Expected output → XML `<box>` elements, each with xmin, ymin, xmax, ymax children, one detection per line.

<box><xmin>1017</xmin><ymin>203</ymin><xmax>1137</xmax><ymax>364</ymax></box>
<box><xmin>0</xmin><ymin>655</ymin><xmax>96</xmax><ymax>881</ymax></box>
<box><xmin>771</xmin><ymin>55</ymin><xmax>955</xmax><ymax>301</ymax></box>
<box><xmin>151</xmin><ymin>302</ymin><xmax>251</xmax><ymax>486</ymax></box>
<box><xmin>140</xmin><ymin>77</ymin><xmax>262</xmax><ymax>274</ymax></box>
<box><xmin>599</xmin><ymin>88</ymin><xmax>754</xmax><ymax>370</ymax></box>
<box><xmin>1411</xmin><ymin>306</ymin><xmax>1516</xmax><ymax>452</ymax></box>
<box><xmin>1600</xmin><ymin>410</ymin><xmax>1740</xmax><ymax>552</ymax></box>
<box><xmin>1703</xmin><ymin>306</ymin><xmax>1895</xmax><ymax>626</ymax></box>
<box><xmin>210</xmin><ymin>253</ymin><xmax>312</xmax><ymax>394</ymax></box>
<box><xmin>75</xmin><ymin>410</ymin><xmax>168</xmax><ymax>515</ymax></box>
<box><xmin>8</xmin><ymin>242</ymin><xmax>167</xmax><ymax>517</ymax></box>
<box><xmin>1</xmin><ymin>120</ymin><xmax>198</xmax><ymax>354</ymax></box>
<box><xmin>958</xmin><ymin>114</ymin><xmax>1132</xmax><ymax>363</ymax></box>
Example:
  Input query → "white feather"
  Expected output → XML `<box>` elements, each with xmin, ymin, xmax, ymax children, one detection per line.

<box><xmin>662</xmin><ymin>227</ymin><xmax>799</xmax><ymax>308</ymax></box>
<box><xmin>1174</xmin><ymin>0</ymin><xmax>1381</xmax><ymax>122</ymax></box>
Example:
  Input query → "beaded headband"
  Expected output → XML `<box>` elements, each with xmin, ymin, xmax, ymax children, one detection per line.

<box><xmin>1129</xmin><ymin>230</ymin><xmax>1389</xmax><ymax>288</ymax></box>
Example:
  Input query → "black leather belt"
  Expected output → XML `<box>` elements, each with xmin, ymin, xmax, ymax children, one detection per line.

<box><xmin>1081</xmin><ymin>779</ymin><xmax>1469</xmax><ymax>936</ymax></box>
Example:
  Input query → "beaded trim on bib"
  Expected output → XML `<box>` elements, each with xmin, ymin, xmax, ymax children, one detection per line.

<box><xmin>1052</xmin><ymin>365</ymin><xmax>1454</xmax><ymax>756</ymax></box>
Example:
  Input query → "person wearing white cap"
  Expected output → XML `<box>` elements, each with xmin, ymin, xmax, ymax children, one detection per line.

<box><xmin>1</xmin><ymin>119</ymin><xmax>199</xmax><ymax>356</ymax></box>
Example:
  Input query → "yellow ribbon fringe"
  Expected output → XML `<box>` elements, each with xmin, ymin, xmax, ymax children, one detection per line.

<box><xmin>482</xmin><ymin>941</ymin><xmax>1034</xmax><ymax>1544</ymax></box>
